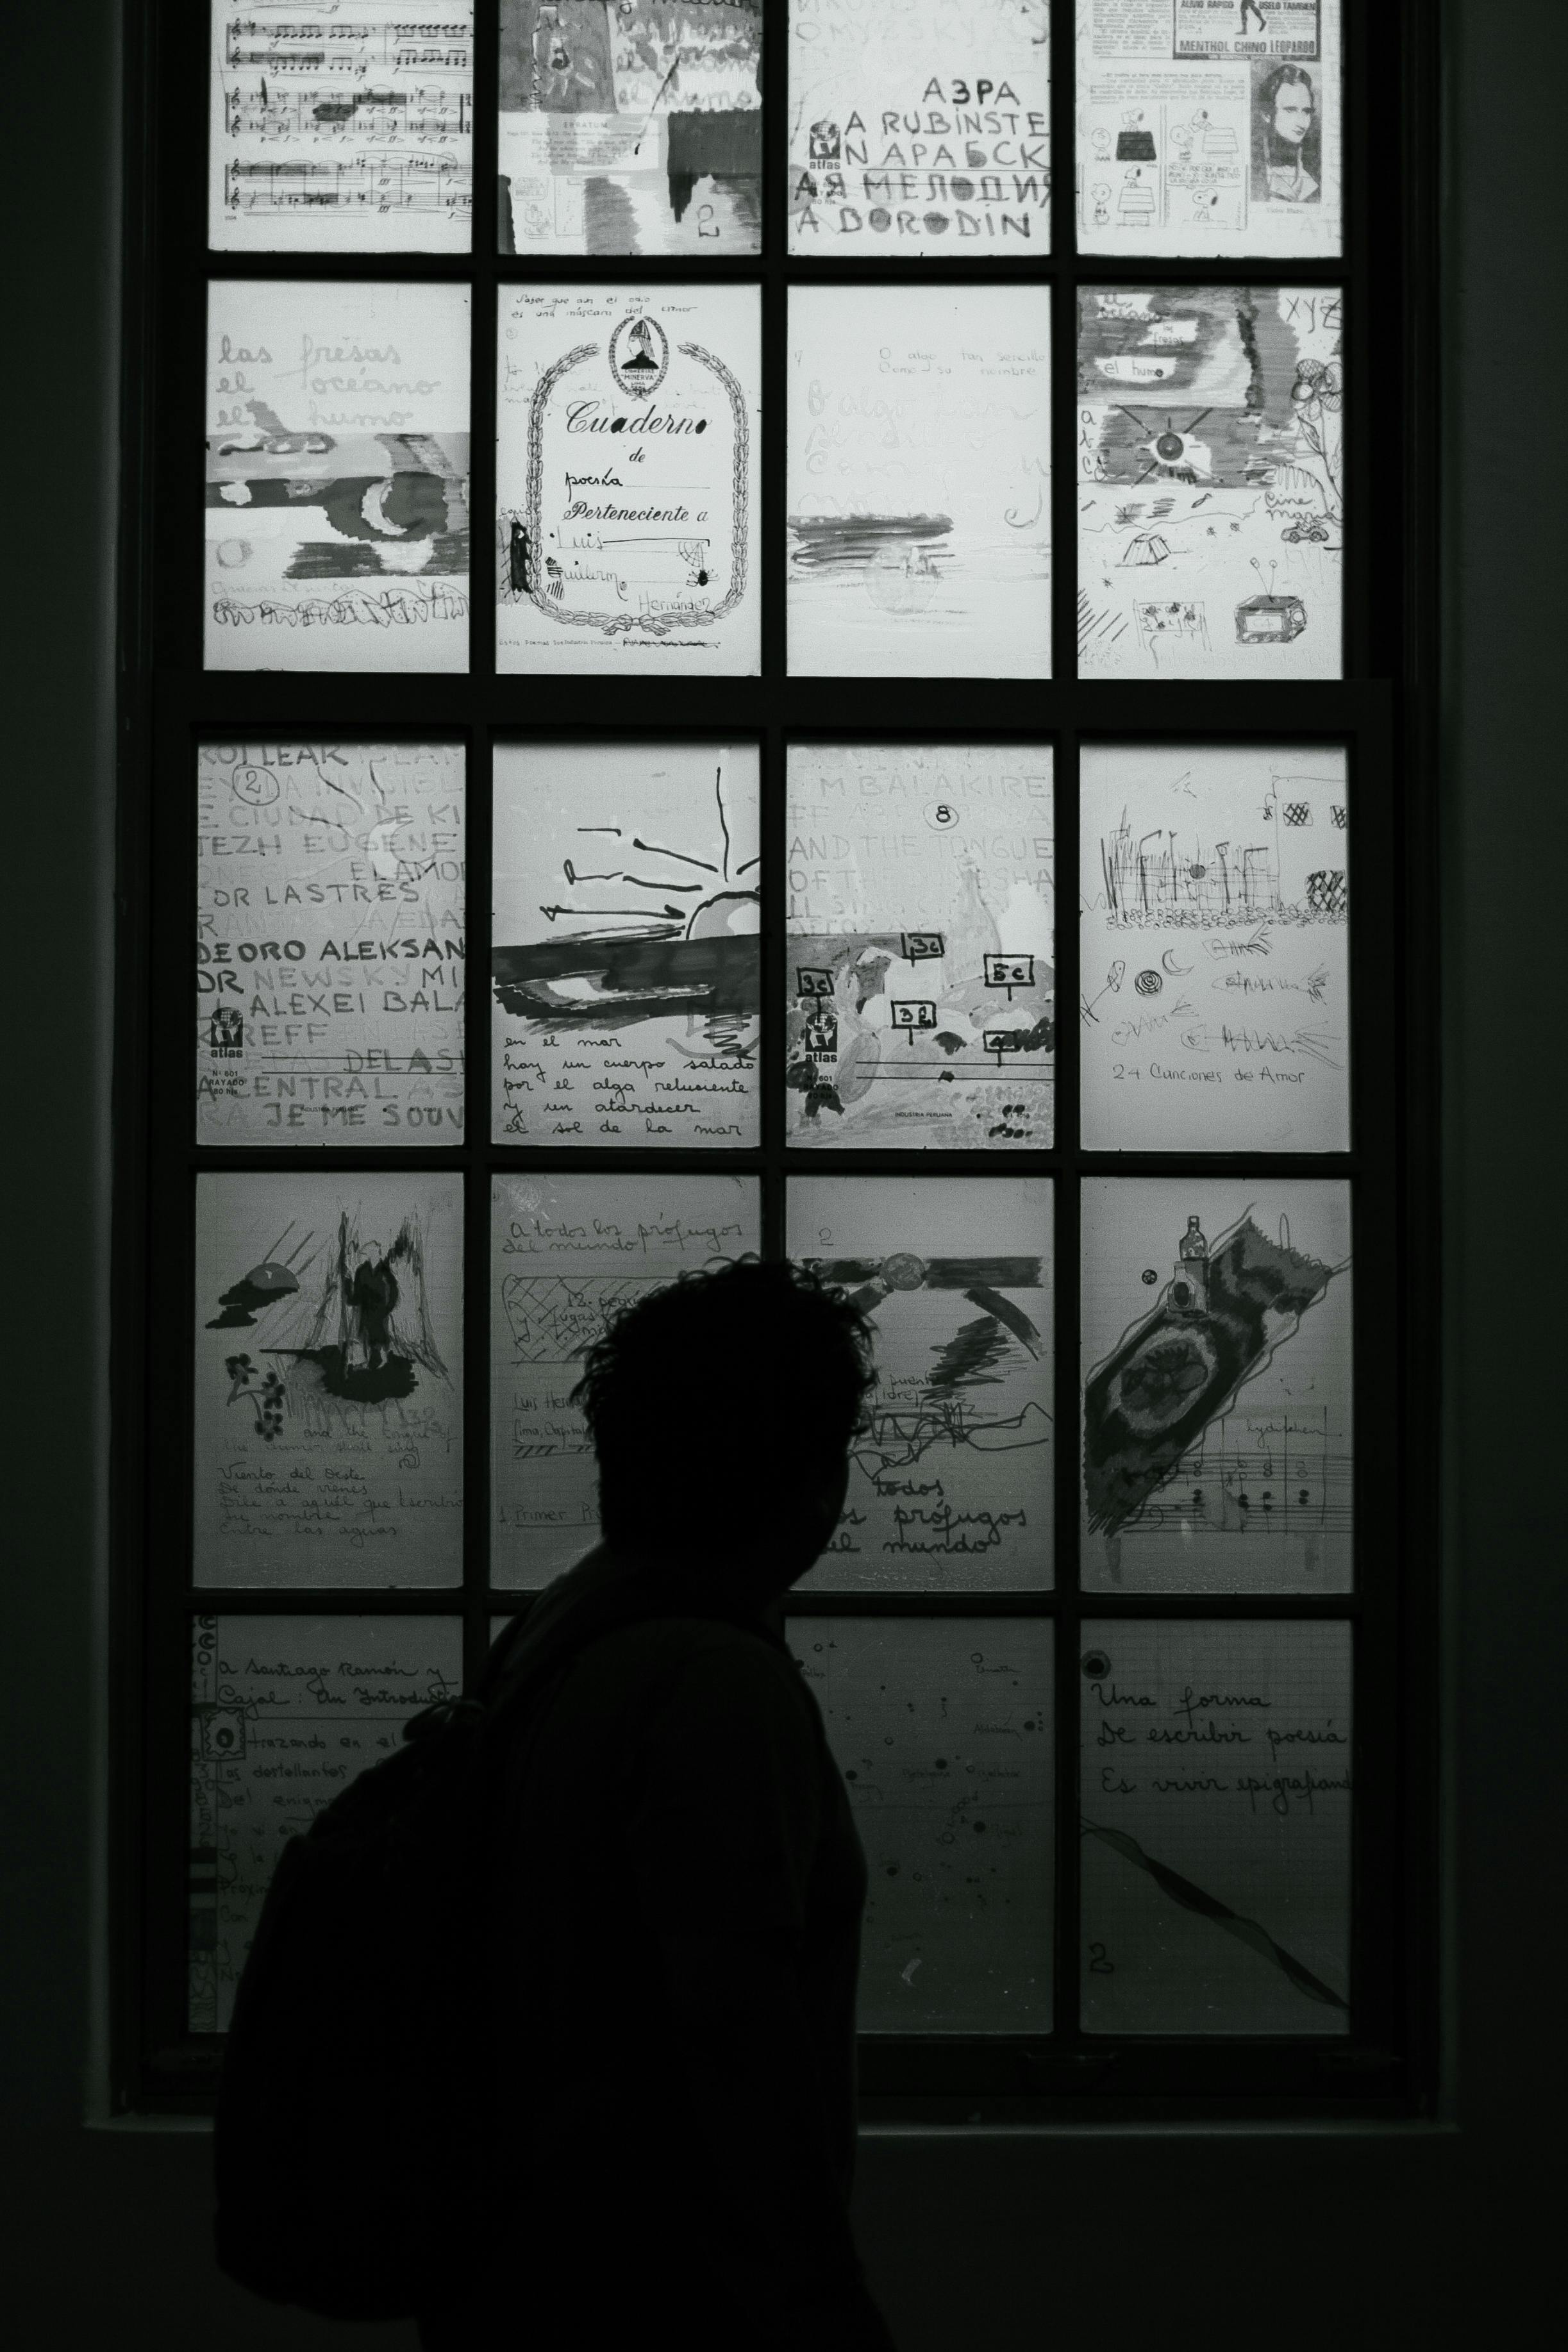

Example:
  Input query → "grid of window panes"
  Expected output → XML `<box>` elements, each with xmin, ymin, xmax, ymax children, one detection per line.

<box><xmin>137</xmin><ymin>0</ymin><xmax>1415</xmax><ymax>2111</ymax></box>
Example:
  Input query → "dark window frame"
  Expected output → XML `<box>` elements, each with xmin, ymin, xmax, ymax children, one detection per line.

<box><xmin>111</xmin><ymin>0</ymin><xmax>1442</xmax><ymax>2118</ymax></box>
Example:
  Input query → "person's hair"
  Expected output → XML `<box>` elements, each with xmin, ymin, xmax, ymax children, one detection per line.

<box><xmin>1258</xmin><ymin>62</ymin><xmax>1316</xmax><ymax>126</ymax></box>
<box><xmin>570</xmin><ymin>1255</ymin><xmax>878</xmax><ymax>1552</ymax></box>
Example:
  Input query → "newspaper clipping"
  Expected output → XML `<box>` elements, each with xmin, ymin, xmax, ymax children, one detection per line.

<box><xmin>1076</xmin><ymin>0</ymin><xmax>1340</xmax><ymax>257</ymax></box>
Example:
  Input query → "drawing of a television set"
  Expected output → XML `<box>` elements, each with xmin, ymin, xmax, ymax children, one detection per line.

<box><xmin>1235</xmin><ymin>592</ymin><xmax>1308</xmax><ymax>644</ymax></box>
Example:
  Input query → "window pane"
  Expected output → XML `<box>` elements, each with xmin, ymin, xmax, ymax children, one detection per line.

<box><xmin>1076</xmin><ymin>284</ymin><xmax>1342</xmax><ymax>679</ymax></box>
<box><xmin>788</xmin><ymin>0</ymin><xmax>1051</xmax><ymax>259</ymax></box>
<box><xmin>493</xmin><ymin>740</ymin><xmax>759</xmax><ymax>1147</ymax></box>
<box><xmin>205</xmin><ymin>281</ymin><xmax>471</xmax><ymax>672</ymax></box>
<box><xmin>787</xmin><ymin>285</ymin><xmax>1051</xmax><ymax>679</ymax></box>
<box><xmin>787</xmin><ymin>1178</ymin><xmax>1054</xmax><ymax>1591</ymax></box>
<box><xmin>1079</xmin><ymin>1620</ymin><xmax>1351</xmax><ymax>2033</ymax></box>
<box><xmin>196</xmin><ymin>740</ymin><xmax>465</xmax><ymax>1144</ymax></box>
<box><xmin>208</xmin><ymin>3</ymin><xmax>474</xmax><ymax>253</ymax></box>
<box><xmin>497</xmin><ymin>284</ymin><xmax>761</xmax><ymax>675</ymax></box>
<box><xmin>1081</xmin><ymin>1178</ymin><xmax>1352</xmax><ymax>1593</ymax></box>
<box><xmin>193</xmin><ymin>1174</ymin><xmax>465</xmax><ymax>1588</ymax></box>
<box><xmin>499</xmin><ymin>0</ymin><xmax>761</xmax><ymax>255</ymax></box>
<box><xmin>1076</xmin><ymin>0</ymin><xmax>1342</xmax><ymax>258</ymax></box>
<box><xmin>790</xmin><ymin>1616</ymin><xmax>1053</xmax><ymax>2031</ymax></box>
<box><xmin>786</xmin><ymin>743</ymin><xmax>1055</xmax><ymax>1149</ymax></box>
<box><xmin>492</xmin><ymin>1173</ymin><xmax>760</xmax><ymax>1586</ymax></box>
<box><xmin>188</xmin><ymin>1614</ymin><xmax>463</xmax><ymax>2030</ymax></box>
<box><xmin>1079</xmin><ymin>744</ymin><xmax>1349</xmax><ymax>1153</ymax></box>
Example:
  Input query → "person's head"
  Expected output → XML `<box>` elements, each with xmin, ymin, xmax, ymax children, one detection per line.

<box><xmin>1260</xmin><ymin>64</ymin><xmax>1315</xmax><ymax>149</ymax></box>
<box><xmin>571</xmin><ymin>1256</ymin><xmax>877</xmax><ymax>1596</ymax></box>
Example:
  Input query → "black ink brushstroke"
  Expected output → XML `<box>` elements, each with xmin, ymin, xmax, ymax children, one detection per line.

<box><xmin>493</xmin><ymin>930</ymin><xmax>760</xmax><ymax>1030</ymax></box>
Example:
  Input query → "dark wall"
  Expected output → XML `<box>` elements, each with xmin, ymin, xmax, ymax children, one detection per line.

<box><xmin>3</xmin><ymin>3</ymin><xmax>1560</xmax><ymax>2341</ymax></box>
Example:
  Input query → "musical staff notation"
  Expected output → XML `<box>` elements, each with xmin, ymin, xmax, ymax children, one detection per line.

<box><xmin>212</xmin><ymin>6</ymin><xmax>474</xmax><ymax>249</ymax></box>
<box><xmin>1119</xmin><ymin>1414</ymin><xmax>1351</xmax><ymax>1540</ymax></box>
<box><xmin>225</xmin><ymin>83</ymin><xmax>472</xmax><ymax>139</ymax></box>
<box><xmin>226</xmin><ymin>19</ymin><xmax>471</xmax><ymax>72</ymax></box>
<box><xmin>225</xmin><ymin>154</ymin><xmax>471</xmax><ymax>215</ymax></box>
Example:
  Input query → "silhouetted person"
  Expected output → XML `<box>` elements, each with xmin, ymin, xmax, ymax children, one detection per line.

<box><xmin>415</xmin><ymin>1258</ymin><xmax>899</xmax><ymax>2351</ymax></box>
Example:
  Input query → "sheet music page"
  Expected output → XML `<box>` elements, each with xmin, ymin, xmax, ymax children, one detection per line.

<box><xmin>196</xmin><ymin>740</ymin><xmax>465</xmax><ymax>1144</ymax></box>
<box><xmin>1081</xmin><ymin>1177</ymin><xmax>1352</xmax><ymax>1593</ymax></box>
<box><xmin>492</xmin><ymin>741</ymin><xmax>760</xmax><ymax>1147</ymax></box>
<box><xmin>189</xmin><ymin>1615</ymin><xmax>463</xmax><ymax>2030</ymax></box>
<box><xmin>787</xmin><ymin>1176</ymin><xmax>1054</xmax><ymax>1591</ymax></box>
<box><xmin>206</xmin><ymin>279</ymin><xmax>471</xmax><ymax>671</ymax></box>
<box><xmin>497</xmin><ymin>283</ymin><xmax>761</xmax><ymax>674</ymax></box>
<box><xmin>209</xmin><ymin>3</ymin><xmax>474</xmax><ymax>252</ymax></box>
<box><xmin>1076</xmin><ymin>283</ymin><xmax>1342</xmax><ymax>679</ymax></box>
<box><xmin>788</xmin><ymin>0</ymin><xmax>1051</xmax><ymax>258</ymax></box>
<box><xmin>498</xmin><ymin>0</ymin><xmax>761</xmax><ymax>256</ymax></box>
<box><xmin>790</xmin><ymin>1615</ymin><xmax>1055</xmax><ymax>2030</ymax></box>
<box><xmin>1076</xmin><ymin>0</ymin><xmax>1340</xmax><ymax>258</ymax></box>
<box><xmin>492</xmin><ymin>1172</ymin><xmax>760</xmax><ymax>1585</ymax></box>
<box><xmin>1079</xmin><ymin>744</ymin><xmax>1348</xmax><ymax>1152</ymax></box>
<box><xmin>786</xmin><ymin>743</ymin><xmax>1055</xmax><ymax>1150</ymax></box>
<box><xmin>1079</xmin><ymin>1618</ymin><xmax>1351</xmax><ymax>2032</ymax></box>
<box><xmin>788</xmin><ymin>284</ymin><xmax>1051</xmax><ymax>678</ymax></box>
<box><xmin>194</xmin><ymin>1172</ymin><xmax>464</xmax><ymax>1586</ymax></box>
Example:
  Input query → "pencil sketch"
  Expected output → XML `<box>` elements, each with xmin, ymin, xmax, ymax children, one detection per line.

<box><xmin>789</xmin><ymin>1178</ymin><xmax>1053</xmax><ymax>1591</ymax></box>
<box><xmin>786</xmin><ymin>744</ymin><xmax>1055</xmax><ymax>1149</ymax></box>
<box><xmin>1076</xmin><ymin>0</ymin><xmax>1341</xmax><ymax>258</ymax></box>
<box><xmin>499</xmin><ymin>1</ymin><xmax>760</xmax><ymax>256</ymax></box>
<box><xmin>788</xmin><ymin>0</ymin><xmax>1050</xmax><ymax>257</ymax></box>
<box><xmin>205</xmin><ymin>281</ymin><xmax>471</xmax><ymax>671</ymax></box>
<box><xmin>1081</xmin><ymin>1180</ymin><xmax>1352</xmax><ymax>1594</ymax></box>
<box><xmin>1078</xmin><ymin>1619</ymin><xmax>1350</xmax><ymax>2032</ymax></box>
<box><xmin>788</xmin><ymin>285</ymin><xmax>1051</xmax><ymax>678</ymax></box>
<box><xmin>1077</xmin><ymin>285</ymin><xmax>1342</xmax><ymax>678</ymax></box>
<box><xmin>492</xmin><ymin>743</ymin><xmax>759</xmax><ymax>1146</ymax></box>
<box><xmin>1079</xmin><ymin>744</ymin><xmax>1349</xmax><ymax>1151</ymax></box>
<box><xmin>492</xmin><ymin>1173</ymin><xmax>759</xmax><ymax>1583</ymax></box>
<box><xmin>194</xmin><ymin>1174</ymin><xmax>463</xmax><ymax>1587</ymax></box>
<box><xmin>209</xmin><ymin>4</ymin><xmax>474</xmax><ymax>253</ymax></box>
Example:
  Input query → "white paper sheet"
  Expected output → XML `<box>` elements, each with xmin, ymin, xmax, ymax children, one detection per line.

<box><xmin>491</xmin><ymin>1172</ymin><xmax>760</xmax><ymax>1585</ymax></box>
<box><xmin>788</xmin><ymin>285</ymin><xmax>1051</xmax><ymax>678</ymax></box>
<box><xmin>787</xmin><ymin>1177</ymin><xmax>1054</xmax><ymax>1591</ymax></box>
<box><xmin>793</xmin><ymin>1616</ymin><xmax>1054</xmax><ymax>2030</ymax></box>
<box><xmin>193</xmin><ymin>1173</ymin><xmax>464</xmax><ymax>1587</ymax></box>
<box><xmin>196</xmin><ymin>740</ymin><xmax>465</xmax><ymax>1144</ymax></box>
<box><xmin>205</xmin><ymin>280</ymin><xmax>471</xmax><ymax>671</ymax></box>
<box><xmin>497</xmin><ymin>283</ymin><xmax>760</xmax><ymax>674</ymax></box>
<box><xmin>1076</xmin><ymin>0</ymin><xmax>1341</xmax><ymax>256</ymax></box>
<box><xmin>208</xmin><ymin>3</ymin><xmax>474</xmax><ymax>253</ymax></box>
<box><xmin>1081</xmin><ymin>1177</ymin><xmax>1352</xmax><ymax>1593</ymax></box>
<box><xmin>1079</xmin><ymin>744</ymin><xmax>1349</xmax><ymax>1151</ymax></box>
<box><xmin>492</xmin><ymin>742</ymin><xmax>759</xmax><ymax>1147</ymax></box>
<box><xmin>1076</xmin><ymin>283</ymin><xmax>1342</xmax><ymax>679</ymax></box>
<box><xmin>188</xmin><ymin>1615</ymin><xmax>463</xmax><ymax>2030</ymax></box>
<box><xmin>1080</xmin><ymin>1619</ymin><xmax>1351</xmax><ymax>2032</ymax></box>
<box><xmin>788</xmin><ymin>0</ymin><xmax>1051</xmax><ymax>257</ymax></box>
<box><xmin>499</xmin><ymin>0</ymin><xmax>760</xmax><ymax>255</ymax></box>
<box><xmin>786</xmin><ymin>744</ymin><xmax>1055</xmax><ymax>1149</ymax></box>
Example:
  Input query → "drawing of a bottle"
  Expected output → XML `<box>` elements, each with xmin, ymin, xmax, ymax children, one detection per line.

<box><xmin>1171</xmin><ymin>1215</ymin><xmax>1208</xmax><ymax>1317</ymax></box>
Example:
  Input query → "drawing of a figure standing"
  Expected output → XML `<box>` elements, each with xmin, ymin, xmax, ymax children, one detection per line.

<box><xmin>1240</xmin><ymin>1</ymin><xmax>1269</xmax><ymax>32</ymax></box>
<box><xmin>347</xmin><ymin>1237</ymin><xmax>405</xmax><ymax>1373</ymax></box>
